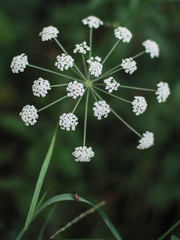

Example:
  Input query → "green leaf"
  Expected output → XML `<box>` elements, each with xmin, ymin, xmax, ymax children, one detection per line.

<box><xmin>34</xmin><ymin>191</ymin><xmax>47</xmax><ymax>216</ymax></box>
<box><xmin>24</xmin><ymin>126</ymin><xmax>57</xmax><ymax>229</ymax></box>
<box><xmin>33</xmin><ymin>193</ymin><xmax>122</xmax><ymax>240</ymax></box>
<box><xmin>171</xmin><ymin>235</ymin><xmax>180</xmax><ymax>240</ymax></box>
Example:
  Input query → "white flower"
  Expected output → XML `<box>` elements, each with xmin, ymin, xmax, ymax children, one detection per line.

<box><xmin>55</xmin><ymin>54</ymin><xmax>74</xmax><ymax>71</ymax></box>
<box><xmin>87</xmin><ymin>56</ymin><xmax>103</xmax><ymax>77</ymax></box>
<box><xmin>132</xmin><ymin>96</ymin><xmax>147</xmax><ymax>116</ymax></box>
<box><xmin>114</xmin><ymin>27</ymin><xmax>132</xmax><ymax>43</ymax></box>
<box><xmin>19</xmin><ymin>105</ymin><xmax>38</xmax><ymax>126</ymax></box>
<box><xmin>39</xmin><ymin>26</ymin><xmax>59</xmax><ymax>41</ymax></box>
<box><xmin>137</xmin><ymin>131</ymin><xmax>154</xmax><ymax>150</ymax></box>
<box><xmin>82</xmin><ymin>16</ymin><xmax>103</xmax><ymax>29</ymax></box>
<box><xmin>59</xmin><ymin>113</ymin><xmax>78</xmax><ymax>131</ymax></box>
<box><xmin>142</xmin><ymin>40</ymin><xmax>159</xmax><ymax>59</ymax></box>
<box><xmin>32</xmin><ymin>77</ymin><xmax>51</xmax><ymax>97</ymax></box>
<box><xmin>72</xmin><ymin>146</ymin><xmax>94</xmax><ymax>162</ymax></box>
<box><xmin>93</xmin><ymin>100</ymin><xmax>110</xmax><ymax>120</ymax></box>
<box><xmin>73</xmin><ymin>41</ymin><xmax>90</xmax><ymax>54</ymax></box>
<box><xmin>121</xmin><ymin>57</ymin><xmax>137</xmax><ymax>74</ymax></box>
<box><xmin>104</xmin><ymin>77</ymin><xmax>120</xmax><ymax>93</ymax></box>
<box><xmin>155</xmin><ymin>82</ymin><xmax>170</xmax><ymax>103</ymax></box>
<box><xmin>11</xmin><ymin>53</ymin><xmax>28</xmax><ymax>73</ymax></box>
<box><xmin>66</xmin><ymin>81</ymin><xmax>85</xmax><ymax>99</ymax></box>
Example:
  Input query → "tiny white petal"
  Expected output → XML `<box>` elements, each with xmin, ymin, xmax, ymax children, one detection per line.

<box><xmin>11</xmin><ymin>53</ymin><xmax>28</xmax><ymax>73</ymax></box>
<box><xmin>114</xmin><ymin>27</ymin><xmax>132</xmax><ymax>43</ymax></box>
<box><xmin>121</xmin><ymin>57</ymin><xmax>137</xmax><ymax>74</ymax></box>
<box><xmin>155</xmin><ymin>82</ymin><xmax>170</xmax><ymax>103</ymax></box>
<box><xmin>82</xmin><ymin>16</ymin><xmax>103</xmax><ymax>29</ymax></box>
<box><xmin>137</xmin><ymin>131</ymin><xmax>154</xmax><ymax>150</ymax></box>
<box><xmin>19</xmin><ymin>105</ymin><xmax>38</xmax><ymax>126</ymax></box>
<box><xmin>59</xmin><ymin>113</ymin><xmax>78</xmax><ymax>131</ymax></box>
<box><xmin>72</xmin><ymin>146</ymin><xmax>94</xmax><ymax>162</ymax></box>
<box><xmin>73</xmin><ymin>41</ymin><xmax>90</xmax><ymax>54</ymax></box>
<box><xmin>87</xmin><ymin>56</ymin><xmax>103</xmax><ymax>77</ymax></box>
<box><xmin>104</xmin><ymin>77</ymin><xmax>120</xmax><ymax>93</ymax></box>
<box><xmin>132</xmin><ymin>96</ymin><xmax>147</xmax><ymax>116</ymax></box>
<box><xmin>32</xmin><ymin>77</ymin><xmax>51</xmax><ymax>97</ymax></box>
<box><xmin>39</xmin><ymin>26</ymin><xmax>59</xmax><ymax>41</ymax></box>
<box><xmin>66</xmin><ymin>81</ymin><xmax>85</xmax><ymax>99</ymax></box>
<box><xmin>55</xmin><ymin>54</ymin><xmax>74</xmax><ymax>71</ymax></box>
<box><xmin>142</xmin><ymin>40</ymin><xmax>159</xmax><ymax>58</ymax></box>
<box><xmin>93</xmin><ymin>100</ymin><xmax>110</xmax><ymax>120</ymax></box>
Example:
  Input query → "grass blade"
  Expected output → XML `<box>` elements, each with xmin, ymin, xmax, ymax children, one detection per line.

<box><xmin>32</xmin><ymin>193</ymin><xmax>122</xmax><ymax>240</ymax></box>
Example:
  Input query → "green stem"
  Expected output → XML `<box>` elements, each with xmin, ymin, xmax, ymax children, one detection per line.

<box><xmin>28</xmin><ymin>64</ymin><xmax>83</xmax><ymax>83</ymax></box>
<box><xmin>89</xmin><ymin>28</ymin><xmax>93</xmax><ymax>59</ymax></box>
<box><xmin>92</xmin><ymin>67</ymin><xmax>123</xmax><ymax>83</ymax></box>
<box><xmin>72</xmin><ymin>93</ymin><xmax>85</xmax><ymax>114</ymax></box>
<box><xmin>94</xmin><ymin>86</ymin><xmax>131</xmax><ymax>104</ymax></box>
<box><xmin>157</xmin><ymin>220</ymin><xmax>180</xmax><ymax>240</ymax></box>
<box><xmin>93</xmin><ymin>89</ymin><xmax>142</xmax><ymax>138</ymax></box>
<box><xmin>50</xmin><ymin>84</ymin><xmax>68</xmax><ymax>87</ymax></box>
<box><xmin>54</xmin><ymin>38</ymin><xmax>86</xmax><ymax>81</ymax></box>
<box><xmin>119</xmin><ymin>85</ymin><xmax>155</xmax><ymax>92</ymax></box>
<box><xmin>132</xmin><ymin>51</ymin><xmax>145</xmax><ymax>59</ymax></box>
<box><xmin>82</xmin><ymin>54</ymin><xmax>88</xmax><ymax>77</ymax></box>
<box><xmin>102</xmin><ymin>40</ymin><xmax>120</xmax><ymax>64</ymax></box>
<box><xmin>37</xmin><ymin>96</ymin><xmax>67</xmax><ymax>112</ymax></box>
<box><xmin>70</xmin><ymin>67</ymin><xmax>82</xmax><ymax>78</ymax></box>
<box><xmin>83</xmin><ymin>89</ymin><xmax>89</xmax><ymax>146</ymax></box>
<box><xmin>90</xmin><ymin>88</ymin><xmax>98</xmax><ymax>101</ymax></box>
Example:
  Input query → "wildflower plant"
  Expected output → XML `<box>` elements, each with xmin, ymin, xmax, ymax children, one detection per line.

<box><xmin>11</xmin><ymin>16</ymin><xmax>171</xmax><ymax>162</ymax></box>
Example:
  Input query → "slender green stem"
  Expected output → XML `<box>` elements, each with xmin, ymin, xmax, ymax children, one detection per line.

<box><xmin>94</xmin><ymin>83</ymin><xmax>105</xmax><ymax>86</ymax></box>
<box><xmin>54</xmin><ymin>38</ymin><xmax>86</xmax><ymax>81</ymax></box>
<box><xmin>50</xmin><ymin>84</ymin><xmax>68</xmax><ymax>87</ymax></box>
<box><xmin>157</xmin><ymin>220</ymin><xmax>180</xmax><ymax>240</ymax></box>
<box><xmin>90</xmin><ymin>88</ymin><xmax>98</xmax><ymax>101</ymax></box>
<box><xmin>89</xmin><ymin>28</ymin><xmax>93</xmax><ymax>59</ymax></box>
<box><xmin>50</xmin><ymin>201</ymin><xmax>106</xmax><ymax>239</ymax></box>
<box><xmin>132</xmin><ymin>50</ymin><xmax>145</xmax><ymax>59</ymax></box>
<box><xmin>93</xmin><ymin>89</ymin><xmax>142</xmax><ymax>138</ymax></box>
<box><xmin>83</xmin><ymin>89</ymin><xmax>89</xmax><ymax>146</ymax></box>
<box><xmin>94</xmin><ymin>86</ymin><xmax>131</xmax><ymax>104</ymax></box>
<box><xmin>82</xmin><ymin>54</ymin><xmax>88</xmax><ymax>77</ymax></box>
<box><xmin>70</xmin><ymin>67</ymin><xmax>82</xmax><ymax>78</ymax></box>
<box><xmin>119</xmin><ymin>85</ymin><xmax>155</xmax><ymax>92</ymax></box>
<box><xmin>92</xmin><ymin>67</ymin><xmax>123</xmax><ymax>83</ymax></box>
<box><xmin>28</xmin><ymin>64</ymin><xmax>83</xmax><ymax>82</ymax></box>
<box><xmin>37</xmin><ymin>96</ymin><xmax>68</xmax><ymax>112</ymax></box>
<box><xmin>72</xmin><ymin>93</ymin><xmax>85</xmax><ymax>114</ymax></box>
<box><xmin>102</xmin><ymin>40</ymin><xmax>120</xmax><ymax>64</ymax></box>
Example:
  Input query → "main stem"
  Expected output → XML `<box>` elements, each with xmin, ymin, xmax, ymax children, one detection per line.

<box><xmin>83</xmin><ymin>89</ymin><xmax>89</xmax><ymax>146</ymax></box>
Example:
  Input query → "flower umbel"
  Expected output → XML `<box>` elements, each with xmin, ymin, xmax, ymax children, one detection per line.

<box><xmin>155</xmin><ymin>82</ymin><xmax>170</xmax><ymax>103</ymax></box>
<box><xmin>13</xmin><ymin>16</ymin><xmax>170</xmax><ymax>161</ymax></box>
<box><xmin>11</xmin><ymin>53</ymin><xmax>28</xmax><ymax>73</ymax></box>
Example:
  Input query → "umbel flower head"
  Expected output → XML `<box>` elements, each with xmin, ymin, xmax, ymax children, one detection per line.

<box><xmin>12</xmin><ymin>16</ymin><xmax>170</xmax><ymax>161</ymax></box>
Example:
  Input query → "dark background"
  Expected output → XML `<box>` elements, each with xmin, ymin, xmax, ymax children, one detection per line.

<box><xmin>0</xmin><ymin>0</ymin><xmax>180</xmax><ymax>239</ymax></box>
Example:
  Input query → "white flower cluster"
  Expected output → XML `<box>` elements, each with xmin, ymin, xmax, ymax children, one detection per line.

<box><xmin>39</xmin><ymin>26</ymin><xmax>59</xmax><ymax>41</ymax></box>
<box><xmin>82</xmin><ymin>16</ymin><xmax>103</xmax><ymax>29</ymax></box>
<box><xmin>59</xmin><ymin>113</ymin><xmax>78</xmax><ymax>131</ymax></box>
<box><xmin>137</xmin><ymin>131</ymin><xmax>154</xmax><ymax>150</ymax></box>
<box><xmin>104</xmin><ymin>77</ymin><xmax>120</xmax><ymax>93</ymax></box>
<box><xmin>10</xmin><ymin>53</ymin><xmax>28</xmax><ymax>73</ymax></box>
<box><xmin>72</xmin><ymin>146</ymin><xmax>94</xmax><ymax>162</ymax></box>
<box><xmin>55</xmin><ymin>54</ymin><xmax>74</xmax><ymax>71</ymax></box>
<box><xmin>121</xmin><ymin>58</ymin><xmax>137</xmax><ymax>74</ymax></box>
<box><xmin>66</xmin><ymin>81</ymin><xmax>85</xmax><ymax>99</ymax></box>
<box><xmin>114</xmin><ymin>27</ymin><xmax>132</xmax><ymax>43</ymax></box>
<box><xmin>93</xmin><ymin>100</ymin><xmax>110</xmax><ymax>120</ymax></box>
<box><xmin>155</xmin><ymin>82</ymin><xmax>170</xmax><ymax>103</ymax></box>
<box><xmin>142</xmin><ymin>40</ymin><xmax>159</xmax><ymax>59</ymax></box>
<box><xmin>73</xmin><ymin>41</ymin><xmax>90</xmax><ymax>54</ymax></box>
<box><xmin>19</xmin><ymin>105</ymin><xmax>38</xmax><ymax>126</ymax></box>
<box><xmin>132</xmin><ymin>96</ymin><xmax>147</xmax><ymax>116</ymax></box>
<box><xmin>87</xmin><ymin>56</ymin><xmax>102</xmax><ymax>77</ymax></box>
<box><xmin>32</xmin><ymin>77</ymin><xmax>51</xmax><ymax>97</ymax></box>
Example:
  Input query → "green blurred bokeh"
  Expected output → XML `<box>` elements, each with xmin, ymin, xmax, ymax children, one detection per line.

<box><xmin>0</xmin><ymin>0</ymin><xmax>180</xmax><ymax>239</ymax></box>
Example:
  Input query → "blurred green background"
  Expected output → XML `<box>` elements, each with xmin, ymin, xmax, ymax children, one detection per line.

<box><xmin>0</xmin><ymin>0</ymin><xmax>180</xmax><ymax>239</ymax></box>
